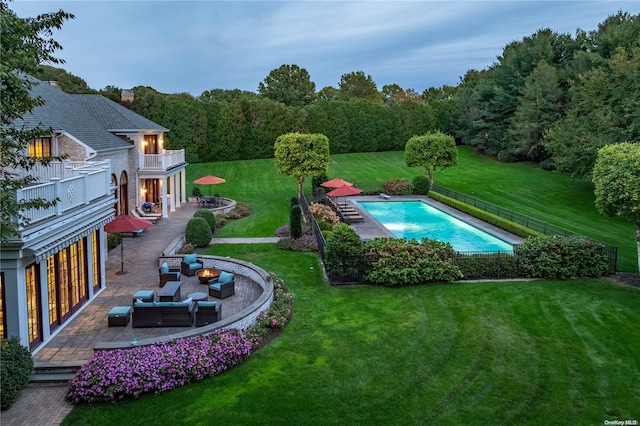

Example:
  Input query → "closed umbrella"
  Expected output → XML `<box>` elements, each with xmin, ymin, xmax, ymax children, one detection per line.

<box><xmin>104</xmin><ymin>215</ymin><xmax>154</xmax><ymax>275</ymax></box>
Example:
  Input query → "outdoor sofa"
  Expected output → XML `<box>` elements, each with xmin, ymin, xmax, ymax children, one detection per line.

<box><xmin>131</xmin><ymin>300</ymin><xmax>194</xmax><ymax>327</ymax></box>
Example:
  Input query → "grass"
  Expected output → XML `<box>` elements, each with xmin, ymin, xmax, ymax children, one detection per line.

<box><xmin>189</xmin><ymin>147</ymin><xmax>636</xmax><ymax>271</ymax></box>
<box><xmin>64</xmin><ymin>245</ymin><xmax>640</xmax><ymax>425</ymax></box>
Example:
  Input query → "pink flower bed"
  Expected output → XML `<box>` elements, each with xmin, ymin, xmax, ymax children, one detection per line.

<box><xmin>67</xmin><ymin>329</ymin><xmax>251</xmax><ymax>403</ymax></box>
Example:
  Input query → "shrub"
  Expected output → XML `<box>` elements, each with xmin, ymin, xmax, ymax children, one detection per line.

<box><xmin>309</xmin><ymin>203</ymin><xmax>340</xmax><ymax>229</ymax></box>
<box><xmin>456</xmin><ymin>252</ymin><xmax>520</xmax><ymax>280</ymax></box>
<box><xmin>365</xmin><ymin>237</ymin><xmax>462</xmax><ymax>286</ymax></box>
<box><xmin>193</xmin><ymin>208</ymin><xmax>216</xmax><ymax>232</ymax></box>
<box><xmin>245</xmin><ymin>273</ymin><xmax>294</xmax><ymax>349</ymax></box>
<box><xmin>291</xmin><ymin>196</ymin><xmax>300</xmax><ymax>207</ymax></box>
<box><xmin>324</xmin><ymin>223</ymin><xmax>365</xmax><ymax>281</ymax></box>
<box><xmin>67</xmin><ymin>330</ymin><xmax>251</xmax><ymax>403</ymax></box>
<box><xmin>382</xmin><ymin>178</ymin><xmax>414</xmax><ymax>195</ymax></box>
<box><xmin>176</xmin><ymin>243</ymin><xmax>195</xmax><ymax>254</ymax></box>
<box><xmin>539</xmin><ymin>158</ymin><xmax>556</xmax><ymax>171</ymax></box>
<box><xmin>185</xmin><ymin>217</ymin><xmax>212</xmax><ymax>248</ymax></box>
<box><xmin>107</xmin><ymin>233</ymin><xmax>122</xmax><ymax>251</ymax></box>
<box><xmin>516</xmin><ymin>235</ymin><xmax>610</xmax><ymax>279</ymax></box>
<box><xmin>1</xmin><ymin>337</ymin><xmax>34</xmax><ymax>410</ymax></box>
<box><xmin>311</xmin><ymin>174</ymin><xmax>328</xmax><ymax>189</ymax></box>
<box><xmin>192</xmin><ymin>186</ymin><xmax>203</xmax><ymax>197</ymax></box>
<box><xmin>312</xmin><ymin>186</ymin><xmax>327</xmax><ymax>204</ymax></box>
<box><xmin>412</xmin><ymin>176</ymin><xmax>430</xmax><ymax>195</ymax></box>
<box><xmin>225</xmin><ymin>203</ymin><xmax>251</xmax><ymax>220</ymax></box>
<box><xmin>290</xmin><ymin>205</ymin><xmax>302</xmax><ymax>239</ymax></box>
<box><xmin>275</xmin><ymin>224</ymin><xmax>291</xmax><ymax>238</ymax></box>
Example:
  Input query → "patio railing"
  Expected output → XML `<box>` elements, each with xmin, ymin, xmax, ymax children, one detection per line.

<box><xmin>139</xmin><ymin>149</ymin><xmax>186</xmax><ymax>170</ymax></box>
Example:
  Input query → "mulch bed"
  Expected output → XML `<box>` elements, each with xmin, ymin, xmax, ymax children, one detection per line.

<box><xmin>610</xmin><ymin>272</ymin><xmax>640</xmax><ymax>288</ymax></box>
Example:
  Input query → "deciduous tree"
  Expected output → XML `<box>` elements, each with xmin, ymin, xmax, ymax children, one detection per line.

<box><xmin>274</xmin><ymin>133</ymin><xmax>329</xmax><ymax>198</ymax></box>
<box><xmin>0</xmin><ymin>0</ymin><xmax>74</xmax><ymax>241</ymax></box>
<box><xmin>258</xmin><ymin>64</ymin><xmax>316</xmax><ymax>107</ymax></box>
<box><xmin>405</xmin><ymin>132</ymin><xmax>457</xmax><ymax>190</ymax></box>
<box><xmin>592</xmin><ymin>142</ymin><xmax>640</xmax><ymax>272</ymax></box>
<box><xmin>336</xmin><ymin>71</ymin><xmax>382</xmax><ymax>103</ymax></box>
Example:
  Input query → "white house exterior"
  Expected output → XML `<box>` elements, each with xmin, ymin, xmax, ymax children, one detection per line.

<box><xmin>0</xmin><ymin>79</ymin><xmax>188</xmax><ymax>351</ymax></box>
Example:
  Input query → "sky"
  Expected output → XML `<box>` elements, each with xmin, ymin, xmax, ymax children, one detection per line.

<box><xmin>10</xmin><ymin>1</ymin><xmax>640</xmax><ymax>96</ymax></box>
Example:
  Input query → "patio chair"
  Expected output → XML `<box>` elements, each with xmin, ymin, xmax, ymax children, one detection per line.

<box><xmin>181</xmin><ymin>253</ymin><xmax>203</xmax><ymax>276</ymax></box>
<box><xmin>208</xmin><ymin>271</ymin><xmax>235</xmax><ymax>299</ymax></box>
<box><xmin>159</xmin><ymin>261</ymin><xmax>181</xmax><ymax>287</ymax></box>
<box><xmin>195</xmin><ymin>301</ymin><xmax>221</xmax><ymax>327</ymax></box>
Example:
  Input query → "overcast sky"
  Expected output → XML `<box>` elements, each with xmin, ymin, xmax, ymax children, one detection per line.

<box><xmin>10</xmin><ymin>1</ymin><xmax>640</xmax><ymax>96</ymax></box>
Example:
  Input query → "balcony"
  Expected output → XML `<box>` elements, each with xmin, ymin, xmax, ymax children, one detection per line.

<box><xmin>139</xmin><ymin>149</ymin><xmax>186</xmax><ymax>171</ymax></box>
<box><xmin>15</xmin><ymin>160</ymin><xmax>113</xmax><ymax>227</ymax></box>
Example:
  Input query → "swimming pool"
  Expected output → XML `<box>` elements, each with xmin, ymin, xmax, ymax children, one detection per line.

<box><xmin>358</xmin><ymin>201</ymin><xmax>513</xmax><ymax>252</ymax></box>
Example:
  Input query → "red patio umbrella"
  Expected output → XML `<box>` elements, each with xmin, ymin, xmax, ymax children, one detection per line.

<box><xmin>326</xmin><ymin>185</ymin><xmax>363</xmax><ymax>197</ymax></box>
<box><xmin>104</xmin><ymin>215</ymin><xmax>154</xmax><ymax>275</ymax></box>
<box><xmin>194</xmin><ymin>175</ymin><xmax>226</xmax><ymax>195</ymax></box>
<box><xmin>320</xmin><ymin>178</ymin><xmax>353</xmax><ymax>188</ymax></box>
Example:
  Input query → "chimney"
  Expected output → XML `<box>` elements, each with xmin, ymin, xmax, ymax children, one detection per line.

<box><xmin>121</xmin><ymin>89</ymin><xmax>134</xmax><ymax>102</ymax></box>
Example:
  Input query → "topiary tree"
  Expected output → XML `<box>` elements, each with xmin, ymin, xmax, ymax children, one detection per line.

<box><xmin>592</xmin><ymin>142</ymin><xmax>640</xmax><ymax>272</ymax></box>
<box><xmin>185</xmin><ymin>216</ymin><xmax>212</xmax><ymax>248</ymax></box>
<box><xmin>193</xmin><ymin>208</ymin><xmax>216</xmax><ymax>232</ymax></box>
<box><xmin>274</xmin><ymin>132</ymin><xmax>330</xmax><ymax>199</ymax></box>
<box><xmin>324</xmin><ymin>223</ymin><xmax>365</xmax><ymax>281</ymax></box>
<box><xmin>405</xmin><ymin>132</ymin><xmax>458</xmax><ymax>190</ymax></box>
<box><xmin>290</xmin><ymin>204</ymin><xmax>302</xmax><ymax>239</ymax></box>
<box><xmin>1</xmin><ymin>337</ymin><xmax>34</xmax><ymax>410</ymax></box>
<box><xmin>412</xmin><ymin>175</ymin><xmax>430</xmax><ymax>195</ymax></box>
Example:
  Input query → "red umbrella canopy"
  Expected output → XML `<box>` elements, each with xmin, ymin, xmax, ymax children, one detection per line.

<box><xmin>321</xmin><ymin>178</ymin><xmax>353</xmax><ymax>188</ymax></box>
<box><xmin>194</xmin><ymin>175</ymin><xmax>226</xmax><ymax>185</ymax></box>
<box><xmin>104</xmin><ymin>215</ymin><xmax>154</xmax><ymax>233</ymax></box>
<box><xmin>326</xmin><ymin>185</ymin><xmax>363</xmax><ymax>197</ymax></box>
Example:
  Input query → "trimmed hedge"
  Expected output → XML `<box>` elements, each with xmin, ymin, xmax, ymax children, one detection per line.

<box><xmin>185</xmin><ymin>217</ymin><xmax>212</xmax><ymax>248</ymax></box>
<box><xmin>324</xmin><ymin>223</ymin><xmax>366</xmax><ymax>281</ymax></box>
<box><xmin>515</xmin><ymin>235</ymin><xmax>610</xmax><ymax>279</ymax></box>
<box><xmin>429</xmin><ymin>191</ymin><xmax>542</xmax><ymax>239</ymax></box>
<box><xmin>456</xmin><ymin>252</ymin><xmax>520</xmax><ymax>280</ymax></box>
<box><xmin>1</xmin><ymin>337</ymin><xmax>34</xmax><ymax>410</ymax></box>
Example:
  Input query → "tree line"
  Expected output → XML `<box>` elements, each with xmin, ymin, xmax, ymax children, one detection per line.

<box><xmin>34</xmin><ymin>10</ymin><xmax>639</xmax><ymax>178</ymax></box>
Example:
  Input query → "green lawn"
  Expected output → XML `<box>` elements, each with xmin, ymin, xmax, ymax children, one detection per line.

<box><xmin>64</xmin><ymin>245</ymin><xmax>640</xmax><ymax>425</ymax></box>
<box><xmin>188</xmin><ymin>148</ymin><xmax>636</xmax><ymax>271</ymax></box>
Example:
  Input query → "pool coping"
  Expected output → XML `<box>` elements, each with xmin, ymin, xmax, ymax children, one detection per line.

<box><xmin>344</xmin><ymin>195</ymin><xmax>525</xmax><ymax>248</ymax></box>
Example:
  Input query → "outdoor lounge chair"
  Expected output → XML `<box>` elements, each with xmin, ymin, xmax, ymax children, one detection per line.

<box><xmin>195</xmin><ymin>301</ymin><xmax>221</xmax><ymax>327</ymax></box>
<box><xmin>159</xmin><ymin>261</ymin><xmax>181</xmax><ymax>286</ymax></box>
<box><xmin>209</xmin><ymin>271</ymin><xmax>235</xmax><ymax>299</ymax></box>
<box><xmin>181</xmin><ymin>253</ymin><xmax>203</xmax><ymax>276</ymax></box>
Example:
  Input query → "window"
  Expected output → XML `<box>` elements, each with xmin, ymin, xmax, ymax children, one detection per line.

<box><xmin>28</xmin><ymin>137</ymin><xmax>52</xmax><ymax>158</ymax></box>
<box><xmin>0</xmin><ymin>273</ymin><xmax>5</xmax><ymax>339</ymax></box>
<box><xmin>25</xmin><ymin>264</ymin><xmax>42</xmax><ymax>347</ymax></box>
<box><xmin>91</xmin><ymin>231</ymin><xmax>101</xmax><ymax>292</ymax></box>
<box><xmin>47</xmin><ymin>256</ymin><xmax>58</xmax><ymax>331</ymax></box>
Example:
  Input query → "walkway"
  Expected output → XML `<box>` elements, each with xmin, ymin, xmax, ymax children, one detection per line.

<box><xmin>1</xmin><ymin>202</ymin><xmax>274</xmax><ymax>425</ymax></box>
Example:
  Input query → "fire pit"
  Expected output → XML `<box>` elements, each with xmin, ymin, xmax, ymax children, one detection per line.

<box><xmin>197</xmin><ymin>268</ymin><xmax>220</xmax><ymax>284</ymax></box>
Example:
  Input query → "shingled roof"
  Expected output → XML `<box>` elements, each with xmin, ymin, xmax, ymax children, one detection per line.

<box><xmin>72</xmin><ymin>95</ymin><xmax>168</xmax><ymax>132</ymax></box>
<box><xmin>15</xmin><ymin>78</ymin><xmax>133</xmax><ymax>152</ymax></box>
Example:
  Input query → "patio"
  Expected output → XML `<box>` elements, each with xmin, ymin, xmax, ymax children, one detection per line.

<box><xmin>32</xmin><ymin>202</ymin><xmax>265</xmax><ymax>365</ymax></box>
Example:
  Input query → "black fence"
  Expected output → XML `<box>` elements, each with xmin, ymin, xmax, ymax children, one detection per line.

<box><xmin>301</xmin><ymin>187</ymin><xmax>618</xmax><ymax>285</ymax></box>
<box><xmin>432</xmin><ymin>184</ymin><xmax>617</xmax><ymax>273</ymax></box>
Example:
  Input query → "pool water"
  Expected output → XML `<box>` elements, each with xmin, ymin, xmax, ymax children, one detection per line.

<box><xmin>358</xmin><ymin>201</ymin><xmax>513</xmax><ymax>252</ymax></box>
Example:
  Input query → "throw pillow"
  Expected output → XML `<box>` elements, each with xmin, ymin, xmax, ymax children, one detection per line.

<box><xmin>160</xmin><ymin>262</ymin><xmax>169</xmax><ymax>274</ymax></box>
<box><xmin>183</xmin><ymin>254</ymin><xmax>197</xmax><ymax>264</ymax></box>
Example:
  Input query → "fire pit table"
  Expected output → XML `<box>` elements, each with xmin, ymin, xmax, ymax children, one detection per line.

<box><xmin>197</xmin><ymin>268</ymin><xmax>220</xmax><ymax>284</ymax></box>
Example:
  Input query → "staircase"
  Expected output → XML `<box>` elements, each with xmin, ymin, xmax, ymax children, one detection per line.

<box><xmin>30</xmin><ymin>361</ymin><xmax>83</xmax><ymax>385</ymax></box>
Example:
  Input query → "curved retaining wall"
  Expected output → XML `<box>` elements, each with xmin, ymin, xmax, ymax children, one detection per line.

<box><xmin>94</xmin><ymin>255</ymin><xmax>273</xmax><ymax>351</ymax></box>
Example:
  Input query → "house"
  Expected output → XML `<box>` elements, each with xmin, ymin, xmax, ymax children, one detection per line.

<box><xmin>0</xmin><ymin>78</ymin><xmax>188</xmax><ymax>351</ymax></box>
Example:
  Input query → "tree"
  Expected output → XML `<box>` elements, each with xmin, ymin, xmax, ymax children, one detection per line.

<box><xmin>274</xmin><ymin>132</ymin><xmax>329</xmax><ymax>198</ymax></box>
<box><xmin>336</xmin><ymin>71</ymin><xmax>382</xmax><ymax>103</ymax></box>
<box><xmin>33</xmin><ymin>64</ymin><xmax>94</xmax><ymax>93</ymax></box>
<box><xmin>592</xmin><ymin>142</ymin><xmax>640</xmax><ymax>272</ymax></box>
<box><xmin>0</xmin><ymin>1</ymin><xmax>74</xmax><ymax>241</ymax></box>
<box><xmin>317</xmin><ymin>86</ymin><xmax>338</xmax><ymax>102</ymax></box>
<box><xmin>405</xmin><ymin>132</ymin><xmax>458</xmax><ymax>190</ymax></box>
<box><xmin>258</xmin><ymin>64</ymin><xmax>316</xmax><ymax>107</ymax></box>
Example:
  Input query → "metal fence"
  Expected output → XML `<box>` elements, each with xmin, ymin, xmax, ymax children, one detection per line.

<box><xmin>299</xmin><ymin>193</ymin><xmax>326</xmax><ymax>262</ymax></box>
<box><xmin>431</xmin><ymin>184</ymin><xmax>617</xmax><ymax>273</ymax></box>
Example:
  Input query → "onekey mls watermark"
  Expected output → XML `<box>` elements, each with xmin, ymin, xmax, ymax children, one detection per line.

<box><xmin>604</xmin><ymin>420</ymin><xmax>638</xmax><ymax>426</ymax></box>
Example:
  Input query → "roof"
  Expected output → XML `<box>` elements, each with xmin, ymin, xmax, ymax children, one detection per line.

<box><xmin>72</xmin><ymin>95</ymin><xmax>168</xmax><ymax>132</ymax></box>
<box><xmin>15</xmin><ymin>78</ymin><xmax>133</xmax><ymax>152</ymax></box>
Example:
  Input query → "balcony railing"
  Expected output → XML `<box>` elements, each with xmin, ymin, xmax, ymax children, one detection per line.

<box><xmin>139</xmin><ymin>149</ymin><xmax>185</xmax><ymax>171</ymax></box>
<box><xmin>15</xmin><ymin>160</ymin><xmax>113</xmax><ymax>227</ymax></box>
